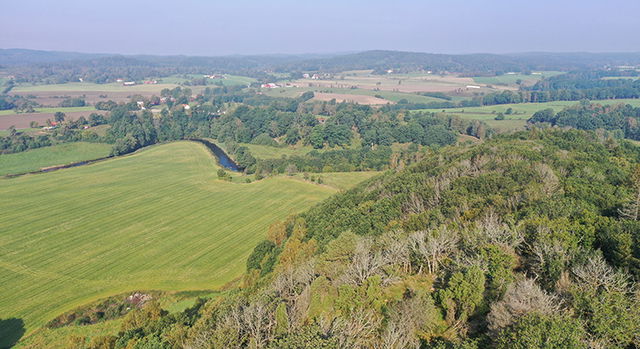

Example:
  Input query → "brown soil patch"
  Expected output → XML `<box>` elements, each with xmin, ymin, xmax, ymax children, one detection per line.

<box><xmin>0</xmin><ymin>110</ymin><xmax>107</xmax><ymax>129</ymax></box>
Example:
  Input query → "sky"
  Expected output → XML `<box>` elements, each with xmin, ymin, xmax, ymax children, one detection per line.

<box><xmin>2</xmin><ymin>0</ymin><xmax>640</xmax><ymax>56</ymax></box>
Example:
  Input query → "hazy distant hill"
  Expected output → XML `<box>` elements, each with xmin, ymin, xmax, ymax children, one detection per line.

<box><xmin>0</xmin><ymin>49</ymin><xmax>108</xmax><ymax>65</ymax></box>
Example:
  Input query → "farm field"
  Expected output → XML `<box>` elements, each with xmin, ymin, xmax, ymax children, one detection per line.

<box><xmin>0</xmin><ymin>142</ymin><xmax>112</xmax><ymax>176</ymax></box>
<box><xmin>289</xmin><ymin>171</ymin><xmax>380</xmax><ymax>191</ymax></box>
<box><xmin>10</xmin><ymin>82</ymin><xmax>183</xmax><ymax>108</ymax></box>
<box><xmin>0</xmin><ymin>106</ymin><xmax>96</xmax><ymax>116</ymax></box>
<box><xmin>262</xmin><ymin>86</ymin><xmax>449</xmax><ymax>104</ymax></box>
<box><xmin>417</xmin><ymin>98</ymin><xmax>640</xmax><ymax>132</ymax></box>
<box><xmin>285</xmin><ymin>70</ymin><xmax>499</xmax><ymax>94</ymax></box>
<box><xmin>211</xmin><ymin>139</ymin><xmax>334</xmax><ymax>161</ymax></box>
<box><xmin>11</xmin><ymin>82</ymin><xmax>177</xmax><ymax>93</ymax></box>
<box><xmin>159</xmin><ymin>74</ymin><xmax>255</xmax><ymax>86</ymax></box>
<box><xmin>0</xmin><ymin>141</ymin><xmax>340</xmax><ymax>343</ymax></box>
<box><xmin>0</xmin><ymin>110</ymin><xmax>106</xmax><ymax>129</ymax></box>
<box><xmin>471</xmin><ymin>71</ymin><xmax>563</xmax><ymax>86</ymax></box>
<box><xmin>0</xmin><ymin>128</ymin><xmax>41</xmax><ymax>136</ymax></box>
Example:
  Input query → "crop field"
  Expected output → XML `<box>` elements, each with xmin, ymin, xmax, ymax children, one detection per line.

<box><xmin>262</xmin><ymin>86</ymin><xmax>447</xmax><ymax>104</ymax></box>
<box><xmin>10</xmin><ymin>82</ymin><xmax>182</xmax><ymax>108</ymax></box>
<box><xmin>415</xmin><ymin>98</ymin><xmax>640</xmax><ymax>132</ymax></box>
<box><xmin>286</xmin><ymin>70</ymin><xmax>498</xmax><ymax>94</ymax></box>
<box><xmin>312</xmin><ymin>92</ymin><xmax>391</xmax><ymax>105</ymax></box>
<box><xmin>12</xmin><ymin>82</ymin><xmax>178</xmax><ymax>93</ymax></box>
<box><xmin>471</xmin><ymin>71</ymin><xmax>563</xmax><ymax>86</ymax></box>
<box><xmin>159</xmin><ymin>74</ymin><xmax>256</xmax><ymax>86</ymax></box>
<box><xmin>0</xmin><ymin>106</ymin><xmax>96</xmax><ymax>116</ymax></box>
<box><xmin>0</xmin><ymin>142</ymin><xmax>112</xmax><ymax>176</ymax></box>
<box><xmin>0</xmin><ymin>141</ymin><xmax>339</xmax><ymax>343</ymax></box>
<box><xmin>0</xmin><ymin>110</ymin><xmax>106</xmax><ymax>129</ymax></box>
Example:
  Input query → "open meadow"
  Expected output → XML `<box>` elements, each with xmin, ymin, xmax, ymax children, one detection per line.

<box><xmin>0</xmin><ymin>141</ymin><xmax>347</xmax><ymax>343</ymax></box>
<box><xmin>418</xmin><ymin>98</ymin><xmax>640</xmax><ymax>132</ymax></box>
<box><xmin>0</xmin><ymin>142</ymin><xmax>112</xmax><ymax>176</ymax></box>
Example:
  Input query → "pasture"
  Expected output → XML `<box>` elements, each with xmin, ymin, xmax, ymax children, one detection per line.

<box><xmin>418</xmin><ymin>98</ymin><xmax>640</xmax><ymax>132</ymax></box>
<box><xmin>262</xmin><ymin>86</ymin><xmax>447</xmax><ymax>104</ymax></box>
<box><xmin>471</xmin><ymin>71</ymin><xmax>563</xmax><ymax>86</ymax></box>
<box><xmin>286</xmin><ymin>70</ymin><xmax>497</xmax><ymax>94</ymax></box>
<box><xmin>0</xmin><ymin>141</ymin><xmax>339</xmax><ymax>342</ymax></box>
<box><xmin>0</xmin><ymin>142</ymin><xmax>112</xmax><ymax>176</ymax></box>
<box><xmin>0</xmin><ymin>109</ymin><xmax>106</xmax><ymax>129</ymax></box>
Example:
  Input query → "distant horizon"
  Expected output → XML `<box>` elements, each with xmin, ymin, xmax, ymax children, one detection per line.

<box><xmin>2</xmin><ymin>0</ymin><xmax>639</xmax><ymax>56</ymax></box>
<box><xmin>3</xmin><ymin>47</ymin><xmax>640</xmax><ymax>59</ymax></box>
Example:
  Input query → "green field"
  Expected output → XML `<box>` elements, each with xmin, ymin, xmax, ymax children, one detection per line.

<box><xmin>0</xmin><ymin>128</ymin><xmax>41</xmax><ymax>137</ymax></box>
<box><xmin>159</xmin><ymin>74</ymin><xmax>255</xmax><ymax>87</ymax></box>
<box><xmin>472</xmin><ymin>71</ymin><xmax>563</xmax><ymax>86</ymax></box>
<box><xmin>0</xmin><ymin>141</ymin><xmax>340</xmax><ymax>344</ymax></box>
<box><xmin>0</xmin><ymin>106</ymin><xmax>96</xmax><ymax>116</ymax></box>
<box><xmin>417</xmin><ymin>98</ymin><xmax>640</xmax><ymax>132</ymax></box>
<box><xmin>0</xmin><ymin>142</ymin><xmax>112</xmax><ymax>176</ymax></box>
<box><xmin>12</xmin><ymin>82</ymin><xmax>177</xmax><ymax>93</ymax></box>
<box><xmin>262</xmin><ymin>86</ymin><xmax>446</xmax><ymax>104</ymax></box>
<box><xmin>289</xmin><ymin>171</ymin><xmax>380</xmax><ymax>191</ymax></box>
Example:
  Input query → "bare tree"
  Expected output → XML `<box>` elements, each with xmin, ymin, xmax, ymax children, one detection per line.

<box><xmin>334</xmin><ymin>307</ymin><xmax>382</xmax><ymax>348</ymax></box>
<box><xmin>572</xmin><ymin>255</ymin><xmax>629</xmax><ymax>295</ymax></box>
<box><xmin>410</xmin><ymin>228</ymin><xmax>458</xmax><ymax>275</ymax></box>
<box><xmin>339</xmin><ymin>239</ymin><xmax>390</xmax><ymax>286</ymax></box>
<box><xmin>487</xmin><ymin>278</ymin><xmax>559</xmax><ymax>331</ymax></box>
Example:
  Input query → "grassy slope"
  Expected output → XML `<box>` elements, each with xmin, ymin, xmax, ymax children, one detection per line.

<box><xmin>0</xmin><ymin>141</ymin><xmax>339</xmax><ymax>339</ymax></box>
<box><xmin>0</xmin><ymin>142</ymin><xmax>113</xmax><ymax>176</ymax></box>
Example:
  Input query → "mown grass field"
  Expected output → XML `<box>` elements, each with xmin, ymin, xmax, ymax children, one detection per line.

<box><xmin>0</xmin><ymin>142</ymin><xmax>113</xmax><ymax>176</ymax></box>
<box><xmin>0</xmin><ymin>141</ymin><xmax>341</xmax><ymax>344</ymax></box>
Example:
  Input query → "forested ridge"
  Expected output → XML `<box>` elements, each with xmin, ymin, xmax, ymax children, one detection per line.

<box><xmin>82</xmin><ymin>129</ymin><xmax>640</xmax><ymax>348</ymax></box>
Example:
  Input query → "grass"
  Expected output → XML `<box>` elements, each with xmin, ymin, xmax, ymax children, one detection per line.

<box><xmin>159</xmin><ymin>74</ymin><xmax>255</xmax><ymax>87</ymax></box>
<box><xmin>0</xmin><ymin>106</ymin><xmax>96</xmax><ymax>116</ymax></box>
<box><xmin>0</xmin><ymin>142</ymin><xmax>113</xmax><ymax>176</ymax></box>
<box><xmin>472</xmin><ymin>71</ymin><xmax>563</xmax><ymax>86</ymax></box>
<box><xmin>416</xmin><ymin>98</ymin><xmax>640</xmax><ymax>132</ymax></box>
<box><xmin>288</xmin><ymin>171</ymin><xmax>381</xmax><ymax>191</ymax></box>
<box><xmin>15</xmin><ymin>319</ymin><xmax>123</xmax><ymax>349</ymax></box>
<box><xmin>262</xmin><ymin>86</ymin><xmax>444</xmax><ymax>104</ymax></box>
<box><xmin>15</xmin><ymin>289</ymin><xmax>223</xmax><ymax>348</ymax></box>
<box><xmin>0</xmin><ymin>141</ymin><xmax>340</xmax><ymax>344</ymax></box>
<box><xmin>12</xmin><ymin>82</ymin><xmax>177</xmax><ymax>93</ymax></box>
<box><xmin>0</xmin><ymin>128</ymin><xmax>41</xmax><ymax>137</ymax></box>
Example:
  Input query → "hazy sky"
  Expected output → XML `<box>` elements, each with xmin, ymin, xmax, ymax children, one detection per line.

<box><xmin>2</xmin><ymin>0</ymin><xmax>639</xmax><ymax>56</ymax></box>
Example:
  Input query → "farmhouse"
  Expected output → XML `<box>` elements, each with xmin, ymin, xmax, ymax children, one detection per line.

<box><xmin>261</xmin><ymin>83</ymin><xmax>279</xmax><ymax>88</ymax></box>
